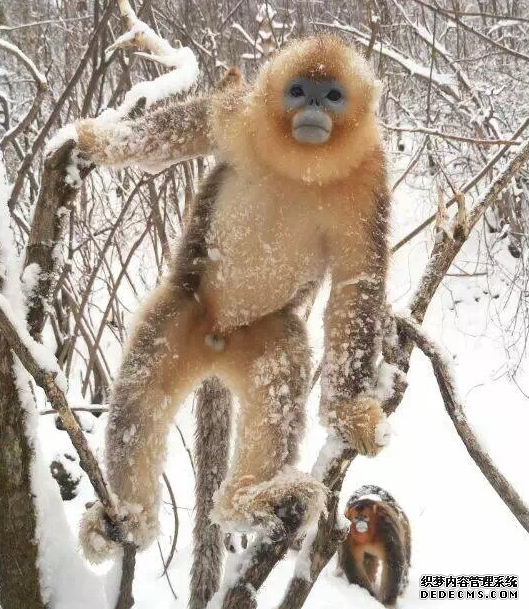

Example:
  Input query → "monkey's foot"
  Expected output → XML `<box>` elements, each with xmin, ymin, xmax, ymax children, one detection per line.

<box><xmin>79</xmin><ymin>500</ymin><xmax>159</xmax><ymax>564</ymax></box>
<box><xmin>326</xmin><ymin>393</ymin><xmax>391</xmax><ymax>457</ymax></box>
<box><xmin>212</xmin><ymin>467</ymin><xmax>328</xmax><ymax>542</ymax></box>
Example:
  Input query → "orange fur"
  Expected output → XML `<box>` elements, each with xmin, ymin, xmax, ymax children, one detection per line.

<box><xmin>346</xmin><ymin>504</ymin><xmax>380</xmax><ymax>547</ymax></box>
<box><xmin>211</xmin><ymin>35</ymin><xmax>382</xmax><ymax>184</ymax></box>
<box><xmin>76</xmin><ymin>36</ymin><xmax>391</xmax><ymax>563</ymax></box>
<box><xmin>340</xmin><ymin>493</ymin><xmax>411</xmax><ymax>607</ymax></box>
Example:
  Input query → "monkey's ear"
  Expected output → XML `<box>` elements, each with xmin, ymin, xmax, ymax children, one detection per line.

<box><xmin>217</xmin><ymin>67</ymin><xmax>244</xmax><ymax>91</ymax></box>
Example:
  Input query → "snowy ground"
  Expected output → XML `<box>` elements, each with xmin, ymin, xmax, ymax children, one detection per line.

<box><xmin>35</xmin><ymin>144</ymin><xmax>529</xmax><ymax>608</ymax></box>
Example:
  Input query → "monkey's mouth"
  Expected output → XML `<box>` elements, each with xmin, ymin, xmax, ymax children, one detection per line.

<box><xmin>292</xmin><ymin>110</ymin><xmax>332</xmax><ymax>144</ymax></box>
<box><xmin>354</xmin><ymin>519</ymin><xmax>369</xmax><ymax>533</ymax></box>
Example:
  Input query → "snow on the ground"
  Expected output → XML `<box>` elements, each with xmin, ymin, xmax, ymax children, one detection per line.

<box><xmin>36</xmin><ymin>139</ymin><xmax>529</xmax><ymax>608</ymax></box>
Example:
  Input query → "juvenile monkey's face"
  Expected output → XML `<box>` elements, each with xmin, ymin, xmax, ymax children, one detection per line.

<box><xmin>283</xmin><ymin>77</ymin><xmax>347</xmax><ymax>145</ymax></box>
<box><xmin>345</xmin><ymin>501</ymin><xmax>378</xmax><ymax>540</ymax></box>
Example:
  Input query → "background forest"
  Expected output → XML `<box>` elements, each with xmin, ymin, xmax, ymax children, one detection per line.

<box><xmin>1</xmin><ymin>1</ymin><xmax>529</xmax><ymax>608</ymax></box>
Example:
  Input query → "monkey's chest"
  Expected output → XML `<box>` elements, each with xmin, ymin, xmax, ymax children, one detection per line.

<box><xmin>199</xmin><ymin>184</ymin><xmax>323</xmax><ymax>330</ymax></box>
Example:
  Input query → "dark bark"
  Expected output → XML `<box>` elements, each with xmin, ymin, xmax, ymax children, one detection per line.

<box><xmin>0</xmin><ymin>337</ymin><xmax>45</xmax><ymax>609</ymax></box>
<box><xmin>25</xmin><ymin>140</ymin><xmax>92</xmax><ymax>339</ymax></box>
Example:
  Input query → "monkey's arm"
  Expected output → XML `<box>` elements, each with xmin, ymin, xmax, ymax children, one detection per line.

<box><xmin>321</xmin><ymin>190</ymin><xmax>390</xmax><ymax>456</ymax></box>
<box><xmin>74</xmin><ymin>96</ymin><xmax>213</xmax><ymax>170</ymax></box>
<box><xmin>378</xmin><ymin>506</ymin><xmax>409</xmax><ymax>605</ymax></box>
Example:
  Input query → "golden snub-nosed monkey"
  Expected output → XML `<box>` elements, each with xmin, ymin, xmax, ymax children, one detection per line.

<box><xmin>72</xmin><ymin>35</ymin><xmax>391</xmax><ymax>563</ymax></box>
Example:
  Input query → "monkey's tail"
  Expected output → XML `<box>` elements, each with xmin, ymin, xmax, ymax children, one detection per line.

<box><xmin>189</xmin><ymin>378</ymin><xmax>232</xmax><ymax>609</ymax></box>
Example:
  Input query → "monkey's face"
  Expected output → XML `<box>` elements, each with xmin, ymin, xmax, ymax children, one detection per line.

<box><xmin>246</xmin><ymin>36</ymin><xmax>382</xmax><ymax>184</ymax></box>
<box><xmin>345</xmin><ymin>501</ymin><xmax>378</xmax><ymax>541</ymax></box>
<box><xmin>283</xmin><ymin>77</ymin><xmax>347</xmax><ymax>145</ymax></box>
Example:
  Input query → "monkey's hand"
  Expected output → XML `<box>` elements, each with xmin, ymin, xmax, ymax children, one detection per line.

<box><xmin>79</xmin><ymin>500</ymin><xmax>159</xmax><ymax>564</ymax></box>
<box><xmin>322</xmin><ymin>393</ymin><xmax>391</xmax><ymax>457</ymax></box>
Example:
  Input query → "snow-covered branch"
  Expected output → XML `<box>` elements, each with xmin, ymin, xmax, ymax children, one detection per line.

<box><xmin>315</xmin><ymin>20</ymin><xmax>460</xmax><ymax>100</ymax></box>
<box><xmin>382</xmin><ymin>123</ymin><xmax>521</xmax><ymax>147</ymax></box>
<box><xmin>395</xmin><ymin>313</ymin><xmax>529</xmax><ymax>533</ymax></box>
<box><xmin>410</xmin><ymin>134</ymin><xmax>529</xmax><ymax>322</ymax></box>
<box><xmin>104</xmin><ymin>0</ymin><xmax>198</xmax><ymax>118</ymax></box>
<box><xmin>0</xmin><ymin>295</ymin><xmax>118</xmax><ymax>520</ymax></box>
<box><xmin>392</xmin><ymin>117</ymin><xmax>529</xmax><ymax>253</ymax></box>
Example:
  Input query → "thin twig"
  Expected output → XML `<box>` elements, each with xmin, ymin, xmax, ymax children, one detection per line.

<box><xmin>175</xmin><ymin>423</ymin><xmax>196</xmax><ymax>477</ymax></box>
<box><xmin>161</xmin><ymin>473</ymin><xmax>179</xmax><ymax>577</ymax></box>
<box><xmin>0</xmin><ymin>40</ymin><xmax>48</xmax><ymax>152</ymax></box>
<box><xmin>157</xmin><ymin>542</ymin><xmax>178</xmax><ymax>600</ymax></box>
<box><xmin>383</xmin><ymin>123</ymin><xmax>521</xmax><ymax>147</ymax></box>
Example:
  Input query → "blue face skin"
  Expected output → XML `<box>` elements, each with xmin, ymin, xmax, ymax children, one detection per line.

<box><xmin>283</xmin><ymin>77</ymin><xmax>348</xmax><ymax>144</ymax></box>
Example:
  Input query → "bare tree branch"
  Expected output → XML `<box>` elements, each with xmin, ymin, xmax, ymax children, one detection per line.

<box><xmin>0</xmin><ymin>40</ymin><xmax>48</xmax><ymax>152</ymax></box>
<box><xmin>396</xmin><ymin>313</ymin><xmax>529</xmax><ymax>533</ymax></box>
<box><xmin>392</xmin><ymin>118</ymin><xmax>529</xmax><ymax>253</ymax></box>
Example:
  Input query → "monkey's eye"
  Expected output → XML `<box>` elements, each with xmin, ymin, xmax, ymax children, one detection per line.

<box><xmin>290</xmin><ymin>85</ymin><xmax>305</xmax><ymax>98</ymax></box>
<box><xmin>327</xmin><ymin>89</ymin><xmax>342</xmax><ymax>102</ymax></box>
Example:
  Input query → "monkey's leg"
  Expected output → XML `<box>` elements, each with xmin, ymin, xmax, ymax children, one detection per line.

<box><xmin>364</xmin><ymin>552</ymin><xmax>380</xmax><ymax>586</ymax></box>
<box><xmin>80</xmin><ymin>285</ymin><xmax>208</xmax><ymax>563</ymax></box>
<box><xmin>340</xmin><ymin>545</ymin><xmax>377</xmax><ymax>598</ymax></box>
<box><xmin>212</xmin><ymin>310</ymin><xmax>327</xmax><ymax>539</ymax></box>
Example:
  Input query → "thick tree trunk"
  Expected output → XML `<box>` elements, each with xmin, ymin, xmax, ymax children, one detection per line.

<box><xmin>0</xmin><ymin>338</ymin><xmax>45</xmax><ymax>609</ymax></box>
<box><xmin>0</xmin><ymin>139</ymin><xmax>89</xmax><ymax>609</ymax></box>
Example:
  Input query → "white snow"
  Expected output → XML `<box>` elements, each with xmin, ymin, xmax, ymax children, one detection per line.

<box><xmin>21</xmin><ymin>262</ymin><xmax>42</xmax><ymax>302</ymax></box>
<box><xmin>4</xmin><ymin>84</ymin><xmax>529</xmax><ymax>609</ymax></box>
<box><xmin>45</xmin><ymin>123</ymin><xmax>78</xmax><ymax>157</ymax></box>
<box><xmin>0</xmin><ymin>153</ymin><xmax>25</xmax><ymax>314</ymax></box>
<box><xmin>355</xmin><ymin>493</ymin><xmax>382</xmax><ymax>503</ymax></box>
<box><xmin>311</xmin><ymin>431</ymin><xmax>347</xmax><ymax>482</ymax></box>
<box><xmin>374</xmin><ymin>419</ymin><xmax>392</xmax><ymax>447</ymax></box>
<box><xmin>118</xmin><ymin>46</ymin><xmax>198</xmax><ymax>117</ymax></box>
<box><xmin>0</xmin><ymin>293</ymin><xmax>68</xmax><ymax>392</ymax></box>
<box><xmin>293</xmin><ymin>522</ymin><xmax>318</xmax><ymax>581</ymax></box>
<box><xmin>14</xmin><ymin>360</ymin><xmax>110</xmax><ymax>609</ymax></box>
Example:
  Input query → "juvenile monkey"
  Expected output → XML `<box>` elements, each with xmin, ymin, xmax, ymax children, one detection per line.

<box><xmin>338</xmin><ymin>486</ymin><xmax>411</xmax><ymax>608</ymax></box>
<box><xmin>73</xmin><ymin>35</ymin><xmax>392</xmax><ymax>563</ymax></box>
